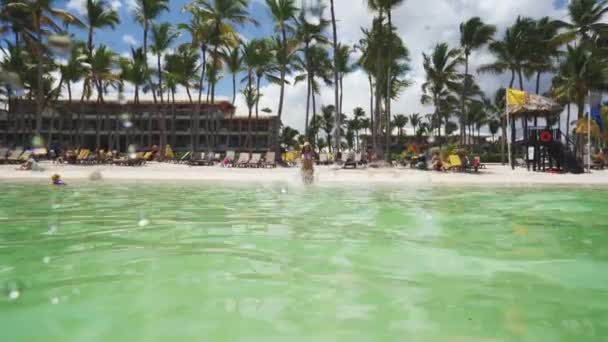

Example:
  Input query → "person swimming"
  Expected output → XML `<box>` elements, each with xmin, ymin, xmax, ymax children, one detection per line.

<box><xmin>51</xmin><ymin>174</ymin><xmax>66</xmax><ymax>186</ymax></box>
<box><xmin>301</xmin><ymin>142</ymin><xmax>314</xmax><ymax>184</ymax></box>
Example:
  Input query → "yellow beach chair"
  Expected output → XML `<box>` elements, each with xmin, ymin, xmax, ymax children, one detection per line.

<box><xmin>445</xmin><ymin>155</ymin><xmax>463</xmax><ymax>171</ymax></box>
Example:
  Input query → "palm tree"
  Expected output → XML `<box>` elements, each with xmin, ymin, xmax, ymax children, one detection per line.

<box><xmin>7</xmin><ymin>0</ymin><xmax>82</xmax><ymax>136</ymax></box>
<box><xmin>409</xmin><ymin>113</ymin><xmax>420</xmax><ymax>138</ymax></box>
<box><xmin>151</xmin><ymin>22</ymin><xmax>179</xmax><ymax>104</ymax></box>
<box><xmin>421</xmin><ymin>43</ymin><xmax>463</xmax><ymax>148</ymax></box>
<box><xmin>352</xmin><ymin>107</ymin><xmax>365</xmax><ymax>150</ymax></box>
<box><xmin>150</xmin><ymin>22</ymin><xmax>179</xmax><ymax>159</ymax></box>
<box><xmin>252</xmin><ymin>39</ymin><xmax>277</xmax><ymax>119</ymax></box>
<box><xmin>321</xmin><ymin>104</ymin><xmax>335</xmax><ymax>152</ymax></box>
<box><xmin>293</xmin><ymin>45</ymin><xmax>333</xmax><ymax>139</ymax></box>
<box><xmin>266</xmin><ymin>0</ymin><xmax>298</xmax><ymax>124</ymax></box>
<box><xmin>488</xmin><ymin>117</ymin><xmax>500</xmax><ymax>142</ymax></box>
<box><xmin>58</xmin><ymin>42</ymin><xmax>86</xmax><ymax>145</ymax></box>
<box><xmin>479</xmin><ymin>17</ymin><xmax>534</xmax><ymax>91</ymax></box>
<box><xmin>192</xmin><ymin>0</ymin><xmax>255</xmax><ymax>103</ymax></box>
<box><xmin>393</xmin><ymin>114</ymin><xmax>408</xmax><ymax>141</ymax></box>
<box><xmin>224</xmin><ymin>46</ymin><xmax>242</xmax><ymax>106</ymax></box>
<box><xmin>459</xmin><ymin>17</ymin><xmax>495</xmax><ymax>145</ymax></box>
<box><xmin>335</xmin><ymin>43</ymin><xmax>354</xmax><ymax>118</ymax></box>
<box><xmin>329</xmin><ymin>0</ymin><xmax>340</xmax><ymax>153</ymax></box>
<box><xmin>82</xmin><ymin>0</ymin><xmax>119</xmax><ymax>107</ymax></box>
<box><xmin>554</xmin><ymin>0</ymin><xmax>608</xmax><ymax>46</ymax></box>
<box><xmin>133</xmin><ymin>0</ymin><xmax>169</xmax><ymax>104</ymax></box>
<box><xmin>294</xmin><ymin>7</ymin><xmax>329</xmax><ymax>134</ymax></box>
<box><xmin>528</xmin><ymin>17</ymin><xmax>561</xmax><ymax>95</ymax></box>
<box><xmin>87</xmin><ymin>45</ymin><xmax>118</xmax><ymax>149</ymax></box>
<box><xmin>552</xmin><ymin>45</ymin><xmax>608</xmax><ymax>132</ymax></box>
<box><xmin>119</xmin><ymin>47</ymin><xmax>149</xmax><ymax>145</ymax></box>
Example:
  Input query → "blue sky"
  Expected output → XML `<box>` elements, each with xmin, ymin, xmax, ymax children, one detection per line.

<box><xmin>61</xmin><ymin>0</ymin><xmax>575</xmax><ymax>131</ymax></box>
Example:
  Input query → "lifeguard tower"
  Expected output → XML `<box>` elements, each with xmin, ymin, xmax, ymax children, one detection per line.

<box><xmin>506</xmin><ymin>91</ymin><xmax>584</xmax><ymax>174</ymax></box>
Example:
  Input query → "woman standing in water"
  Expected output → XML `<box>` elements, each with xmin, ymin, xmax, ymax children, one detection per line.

<box><xmin>301</xmin><ymin>142</ymin><xmax>315</xmax><ymax>184</ymax></box>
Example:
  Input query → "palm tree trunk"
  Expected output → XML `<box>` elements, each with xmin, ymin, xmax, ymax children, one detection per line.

<box><xmin>35</xmin><ymin>12</ymin><xmax>43</xmax><ymax>137</ymax></box>
<box><xmin>171</xmin><ymin>89</ymin><xmax>176</xmax><ymax>147</ymax></box>
<box><xmin>232</xmin><ymin>73</ymin><xmax>237</xmax><ymax>105</ymax></box>
<box><xmin>255</xmin><ymin>74</ymin><xmax>261</xmax><ymax>119</ymax></box>
<box><xmin>501</xmin><ymin>118</ymin><xmax>506</xmax><ymax>165</ymax></box>
<box><xmin>385</xmin><ymin>8</ymin><xmax>393</xmax><ymax>161</ymax></box>
<box><xmin>157</xmin><ymin>55</ymin><xmax>164</xmax><ymax>104</ymax></box>
<box><xmin>305</xmin><ymin>74</ymin><xmax>311</xmax><ymax>140</ymax></box>
<box><xmin>186</xmin><ymin>86</ymin><xmax>193</xmax><ymax>104</ymax></box>
<box><xmin>369</xmin><ymin>75</ymin><xmax>373</xmax><ymax>150</ymax></box>
<box><xmin>330</xmin><ymin>0</ymin><xmax>341</xmax><ymax>155</ymax></box>
<box><xmin>143</xmin><ymin>21</ymin><xmax>157</xmax><ymax>105</ymax></box>
<box><xmin>517</xmin><ymin>68</ymin><xmax>524</xmax><ymax>91</ymax></box>
<box><xmin>566</xmin><ymin>101</ymin><xmax>571</xmax><ymax>141</ymax></box>
<box><xmin>247</xmin><ymin>71</ymin><xmax>253</xmax><ymax>154</ymax></box>
<box><xmin>461</xmin><ymin>53</ymin><xmax>469</xmax><ymax>145</ymax></box>
<box><xmin>312</xmin><ymin>88</ymin><xmax>318</xmax><ymax>144</ymax></box>
<box><xmin>509</xmin><ymin>69</ymin><xmax>515</xmax><ymax>88</ymax></box>
<box><xmin>535</xmin><ymin>71</ymin><xmax>541</xmax><ymax>94</ymax></box>
<box><xmin>277</xmin><ymin>24</ymin><xmax>287</xmax><ymax>122</ymax></box>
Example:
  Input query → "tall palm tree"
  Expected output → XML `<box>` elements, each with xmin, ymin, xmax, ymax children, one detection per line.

<box><xmin>193</xmin><ymin>0</ymin><xmax>255</xmax><ymax>103</ymax></box>
<box><xmin>421</xmin><ymin>43</ymin><xmax>463</xmax><ymax>148</ymax></box>
<box><xmin>84</xmin><ymin>0</ymin><xmax>119</xmax><ymax>53</ymax></box>
<box><xmin>320</xmin><ymin>104</ymin><xmax>335</xmax><ymax>152</ymax></box>
<box><xmin>293</xmin><ymin>45</ymin><xmax>333</xmax><ymax>139</ymax></box>
<box><xmin>479</xmin><ymin>17</ymin><xmax>535</xmax><ymax>91</ymax></box>
<box><xmin>58</xmin><ymin>41</ymin><xmax>86</xmax><ymax>145</ymax></box>
<box><xmin>151</xmin><ymin>22</ymin><xmax>179</xmax><ymax>104</ymax></box>
<box><xmin>459</xmin><ymin>17</ymin><xmax>495</xmax><ymax>145</ymax></box>
<box><xmin>119</xmin><ymin>47</ymin><xmax>149</xmax><ymax>145</ymax></box>
<box><xmin>335</xmin><ymin>43</ymin><xmax>354</xmax><ymax>118</ymax></box>
<box><xmin>265</xmin><ymin>0</ymin><xmax>298</xmax><ymax>123</ymax></box>
<box><xmin>7</xmin><ymin>0</ymin><xmax>82</xmax><ymax>136</ymax></box>
<box><xmin>554</xmin><ymin>0</ymin><xmax>608</xmax><ymax>46</ymax></box>
<box><xmin>294</xmin><ymin>8</ymin><xmax>329</xmax><ymax>138</ymax></box>
<box><xmin>393</xmin><ymin>114</ymin><xmax>408</xmax><ymax>140</ymax></box>
<box><xmin>552</xmin><ymin>45</ymin><xmax>608</xmax><ymax>125</ymax></box>
<box><xmin>528</xmin><ymin>17</ymin><xmax>561</xmax><ymax>95</ymax></box>
<box><xmin>133</xmin><ymin>0</ymin><xmax>169</xmax><ymax>104</ymax></box>
<box><xmin>329</xmin><ymin>0</ymin><xmax>340</xmax><ymax>153</ymax></box>
<box><xmin>224</xmin><ymin>46</ymin><xmax>242</xmax><ymax>106</ymax></box>
<box><xmin>87</xmin><ymin>45</ymin><xmax>118</xmax><ymax>149</ymax></box>
<box><xmin>150</xmin><ymin>22</ymin><xmax>179</xmax><ymax>159</ymax></box>
<box><xmin>352</xmin><ymin>107</ymin><xmax>365</xmax><ymax>150</ymax></box>
<box><xmin>409</xmin><ymin>113</ymin><xmax>420</xmax><ymax>138</ymax></box>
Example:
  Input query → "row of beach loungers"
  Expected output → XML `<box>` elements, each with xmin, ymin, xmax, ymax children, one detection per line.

<box><xmin>0</xmin><ymin>147</ymin><xmax>32</xmax><ymax>164</ymax></box>
<box><xmin>317</xmin><ymin>152</ymin><xmax>366</xmax><ymax>169</ymax></box>
<box><xmin>187</xmin><ymin>151</ymin><xmax>277</xmax><ymax>168</ymax></box>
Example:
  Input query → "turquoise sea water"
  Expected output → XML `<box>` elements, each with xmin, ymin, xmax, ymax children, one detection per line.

<box><xmin>0</xmin><ymin>182</ymin><xmax>607</xmax><ymax>341</ymax></box>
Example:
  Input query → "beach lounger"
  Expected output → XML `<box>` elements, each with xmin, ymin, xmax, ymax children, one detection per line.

<box><xmin>202</xmin><ymin>152</ymin><xmax>215</xmax><ymax>166</ymax></box>
<box><xmin>444</xmin><ymin>155</ymin><xmax>463</xmax><ymax>171</ymax></box>
<box><xmin>75</xmin><ymin>149</ymin><xmax>90</xmax><ymax>164</ymax></box>
<box><xmin>236</xmin><ymin>153</ymin><xmax>250</xmax><ymax>167</ymax></box>
<box><xmin>343</xmin><ymin>152</ymin><xmax>357</xmax><ymax>169</ymax></box>
<box><xmin>189</xmin><ymin>152</ymin><xmax>206</xmax><ymax>166</ymax></box>
<box><xmin>6</xmin><ymin>147</ymin><xmax>24</xmax><ymax>164</ymax></box>
<box><xmin>263</xmin><ymin>151</ymin><xmax>276</xmax><ymax>168</ymax></box>
<box><xmin>248</xmin><ymin>153</ymin><xmax>262</xmax><ymax>168</ymax></box>
<box><xmin>317</xmin><ymin>153</ymin><xmax>328</xmax><ymax>165</ymax></box>
<box><xmin>0</xmin><ymin>147</ymin><xmax>9</xmax><ymax>164</ymax></box>
<box><xmin>515</xmin><ymin>158</ymin><xmax>527</xmax><ymax>168</ymax></box>
<box><xmin>178</xmin><ymin>151</ymin><xmax>191</xmax><ymax>164</ymax></box>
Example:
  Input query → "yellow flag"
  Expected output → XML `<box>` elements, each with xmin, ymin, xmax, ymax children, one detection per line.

<box><xmin>507</xmin><ymin>88</ymin><xmax>527</xmax><ymax>105</ymax></box>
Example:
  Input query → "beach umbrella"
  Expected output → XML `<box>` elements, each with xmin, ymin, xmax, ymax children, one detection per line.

<box><xmin>575</xmin><ymin>117</ymin><xmax>600</xmax><ymax>138</ymax></box>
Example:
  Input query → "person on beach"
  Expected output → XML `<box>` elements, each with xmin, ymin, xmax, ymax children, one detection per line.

<box><xmin>301</xmin><ymin>142</ymin><xmax>315</xmax><ymax>184</ymax></box>
<box><xmin>431</xmin><ymin>152</ymin><xmax>443</xmax><ymax>171</ymax></box>
<box><xmin>51</xmin><ymin>174</ymin><xmax>66</xmax><ymax>186</ymax></box>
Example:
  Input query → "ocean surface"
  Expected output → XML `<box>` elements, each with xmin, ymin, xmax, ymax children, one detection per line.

<box><xmin>1</xmin><ymin>182</ymin><xmax>607</xmax><ymax>341</ymax></box>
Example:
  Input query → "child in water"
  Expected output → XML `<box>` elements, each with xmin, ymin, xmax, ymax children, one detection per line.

<box><xmin>51</xmin><ymin>174</ymin><xmax>66</xmax><ymax>186</ymax></box>
<box><xmin>301</xmin><ymin>142</ymin><xmax>314</xmax><ymax>184</ymax></box>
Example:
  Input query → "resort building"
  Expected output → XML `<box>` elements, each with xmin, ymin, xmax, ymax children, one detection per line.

<box><xmin>0</xmin><ymin>100</ymin><xmax>279</xmax><ymax>152</ymax></box>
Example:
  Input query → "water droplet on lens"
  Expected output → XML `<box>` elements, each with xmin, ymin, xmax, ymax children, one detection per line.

<box><xmin>51</xmin><ymin>297</ymin><xmax>59</xmax><ymax>305</ymax></box>
<box><xmin>42</xmin><ymin>256</ymin><xmax>50</xmax><ymax>264</ymax></box>
<box><xmin>89</xmin><ymin>170</ymin><xmax>102</xmax><ymax>181</ymax></box>
<box><xmin>46</xmin><ymin>224</ymin><xmax>58</xmax><ymax>235</ymax></box>
<box><xmin>128</xmin><ymin>145</ymin><xmax>136</xmax><ymax>154</ymax></box>
<box><xmin>129</xmin><ymin>153</ymin><xmax>137</xmax><ymax>159</ymax></box>
<box><xmin>31</xmin><ymin>135</ymin><xmax>44</xmax><ymax>147</ymax></box>
<box><xmin>8</xmin><ymin>289</ymin><xmax>19</xmax><ymax>300</ymax></box>
<box><xmin>138</xmin><ymin>218</ymin><xmax>149</xmax><ymax>227</ymax></box>
<box><xmin>281</xmin><ymin>187</ymin><xmax>287</xmax><ymax>194</ymax></box>
<box><xmin>123</xmin><ymin>121</ymin><xmax>133</xmax><ymax>128</ymax></box>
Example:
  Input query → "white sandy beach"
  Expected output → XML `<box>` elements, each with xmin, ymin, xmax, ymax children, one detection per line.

<box><xmin>1</xmin><ymin>161</ymin><xmax>608</xmax><ymax>186</ymax></box>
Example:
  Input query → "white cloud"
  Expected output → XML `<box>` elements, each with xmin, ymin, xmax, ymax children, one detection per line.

<box><xmin>122</xmin><ymin>34</ymin><xmax>138</xmax><ymax>46</ymax></box>
<box><xmin>110</xmin><ymin>0</ymin><xmax>122</xmax><ymax>11</ymax></box>
<box><xmin>66</xmin><ymin>0</ymin><xmax>86</xmax><ymax>15</ymax></box>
